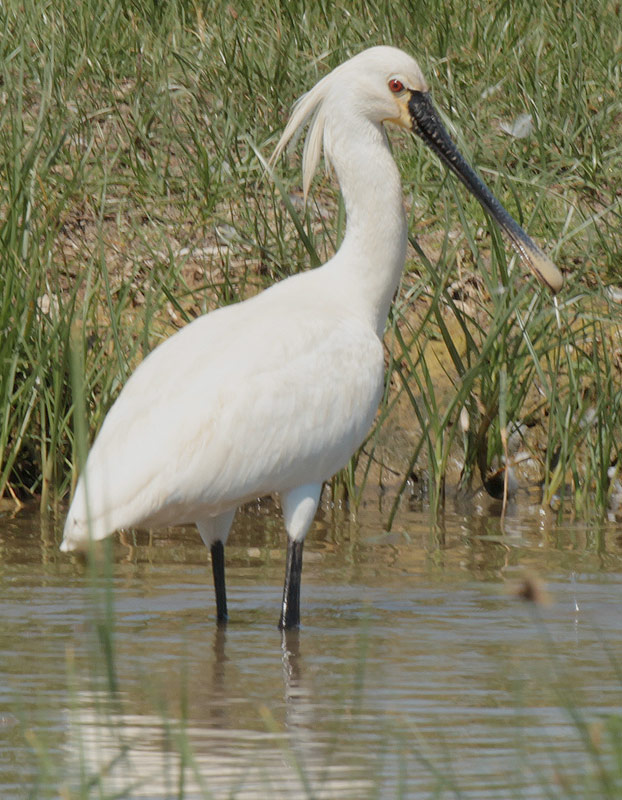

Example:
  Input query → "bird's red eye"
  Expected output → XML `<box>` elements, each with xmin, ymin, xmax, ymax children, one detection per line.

<box><xmin>389</xmin><ymin>78</ymin><xmax>404</xmax><ymax>93</ymax></box>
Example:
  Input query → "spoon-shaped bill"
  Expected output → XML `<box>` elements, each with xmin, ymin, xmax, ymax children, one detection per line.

<box><xmin>408</xmin><ymin>91</ymin><xmax>562</xmax><ymax>294</ymax></box>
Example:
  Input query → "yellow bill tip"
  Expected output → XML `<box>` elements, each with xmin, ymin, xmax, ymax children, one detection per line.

<box><xmin>529</xmin><ymin>251</ymin><xmax>563</xmax><ymax>294</ymax></box>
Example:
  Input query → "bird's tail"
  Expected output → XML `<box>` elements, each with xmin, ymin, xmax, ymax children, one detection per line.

<box><xmin>60</xmin><ymin>480</ymin><xmax>110</xmax><ymax>552</ymax></box>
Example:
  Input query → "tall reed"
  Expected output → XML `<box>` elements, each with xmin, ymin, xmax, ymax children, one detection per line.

<box><xmin>0</xmin><ymin>0</ymin><xmax>619</xmax><ymax>520</ymax></box>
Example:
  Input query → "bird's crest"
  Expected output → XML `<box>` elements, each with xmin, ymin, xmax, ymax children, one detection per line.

<box><xmin>269</xmin><ymin>46</ymin><xmax>423</xmax><ymax>201</ymax></box>
<box><xmin>270</xmin><ymin>68</ymin><xmax>335</xmax><ymax>201</ymax></box>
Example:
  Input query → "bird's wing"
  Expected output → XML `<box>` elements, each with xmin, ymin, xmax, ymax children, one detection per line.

<box><xmin>63</xmin><ymin>287</ymin><xmax>384</xmax><ymax>546</ymax></box>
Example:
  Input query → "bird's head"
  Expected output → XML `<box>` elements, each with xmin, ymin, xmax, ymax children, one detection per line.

<box><xmin>272</xmin><ymin>46</ymin><xmax>562</xmax><ymax>294</ymax></box>
<box><xmin>270</xmin><ymin>46</ymin><xmax>428</xmax><ymax>199</ymax></box>
<box><xmin>321</xmin><ymin>46</ymin><xmax>430</xmax><ymax>128</ymax></box>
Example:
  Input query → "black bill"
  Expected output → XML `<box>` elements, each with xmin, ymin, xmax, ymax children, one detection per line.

<box><xmin>408</xmin><ymin>90</ymin><xmax>562</xmax><ymax>293</ymax></box>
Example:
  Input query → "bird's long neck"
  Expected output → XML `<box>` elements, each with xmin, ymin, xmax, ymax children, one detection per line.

<box><xmin>326</xmin><ymin>114</ymin><xmax>407</xmax><ymax>337</ymax></box>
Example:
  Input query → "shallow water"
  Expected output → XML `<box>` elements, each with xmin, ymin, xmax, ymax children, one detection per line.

<box><xmin>2</xmin><ymin>497</ymin><xmax>622</xmax><ymax>799</ymax></box>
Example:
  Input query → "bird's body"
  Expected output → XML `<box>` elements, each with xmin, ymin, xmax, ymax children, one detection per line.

<box><xmin>63</xmin><ymin>271</ymin><xmax>384</xmax><ymax>543</ymax></box>
<box><xmin>62</xmin><ymin>46</ymin><xmax>561</xmax><ymax>628</ymax></box>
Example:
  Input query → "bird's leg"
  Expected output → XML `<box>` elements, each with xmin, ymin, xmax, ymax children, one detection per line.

<box><xmin>279</xmin><ymin>483</ymin><xmax>321</xmax><ymax>630</ymax></box>
<box><xmin>198</xmin><ymin>510</ymin><xmax>235</xmax><ymax>625</ymax></box>
<box><xmin>210</xmin><ymin>540</ymin><xmax>228</xmax><ymax>624</ymax></box>
<box><xmin>279</xmin><ymin>538</ymin><xmax>304</xmax><ymax>630</ymax></box>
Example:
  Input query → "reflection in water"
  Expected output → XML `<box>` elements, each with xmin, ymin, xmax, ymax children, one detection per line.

<box><xmin>281</xmin><ymin>629</ymin><xmax>301</xmax><ymax>690</ymax></box>
<box><xmin>1</xmin><ymin>502</ymin><xmax>622</xmax><ymax>798</ymax></box>
<box><xmin>280</xmin><ymin>630</ymin><xmax>317</xmax><ymax>761</ymax></box>
<box><xmin>62</xmin><ymin>627</ymin><xmax>370</xmax><ymax>799</ymax></box>
<box><xmin>208</xmin><ymin>625</ymin><xmax>228</xmax><ymax>730</ymax></box>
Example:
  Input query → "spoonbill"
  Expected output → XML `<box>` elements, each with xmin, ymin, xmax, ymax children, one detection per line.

<box><xmin>61</xmin><ymin>46</ymin><xmax>562</xmax><ymax>629</ymax></box>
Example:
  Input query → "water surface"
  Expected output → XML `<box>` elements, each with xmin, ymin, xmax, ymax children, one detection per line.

<box><xmin>1</xmin><ymin>498</ymin><xmax>622</xmax><ymax>798</ymax></box>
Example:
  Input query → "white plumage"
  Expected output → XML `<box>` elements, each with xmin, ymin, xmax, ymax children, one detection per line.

<box><xmin>63</xmin><ymin>292</ymin><xmax>383</xmax><ymax>542</ymax></box>
<box><xmin>62</xmin><ymin>46</ymin><xmax>561</xmax><ymax>629</ymax></box>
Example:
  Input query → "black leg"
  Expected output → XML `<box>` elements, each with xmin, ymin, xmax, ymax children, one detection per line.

<box><xmin>210</xmin><ymin>540</ymin><xmax>228</xmax><ymax>624</ymax></box>
<box><xmin>279</xmin><ymin>538</ymin><xmax>304</xmax><ymax>630</ymax></box>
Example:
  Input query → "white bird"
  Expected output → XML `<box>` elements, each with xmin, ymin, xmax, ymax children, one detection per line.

<box><xmin>61</xmin><ymin>46</ymin><xmax>562</xmax><ymax>629</ymax></box>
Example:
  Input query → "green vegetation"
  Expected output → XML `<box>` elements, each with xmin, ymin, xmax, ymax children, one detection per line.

<box><xmin>1</xmin><ymin>0</ymin><xmax>621</xmax><ymax>518</ymax></box>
